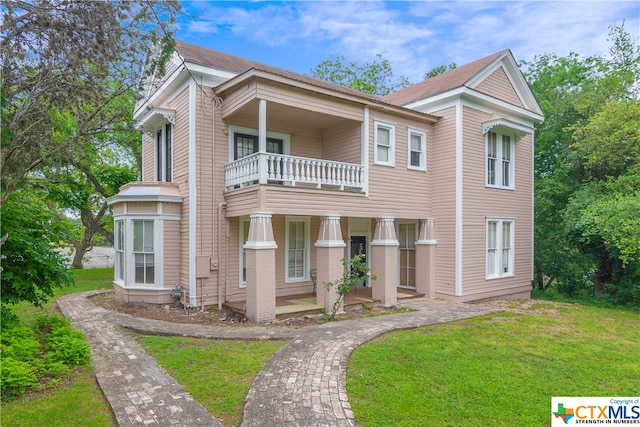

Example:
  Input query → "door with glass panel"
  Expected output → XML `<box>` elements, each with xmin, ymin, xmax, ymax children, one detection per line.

<box><xmin>398</xmin><ymin>223</ymin><xmax>416</xmax><ymax>289</ymax></box>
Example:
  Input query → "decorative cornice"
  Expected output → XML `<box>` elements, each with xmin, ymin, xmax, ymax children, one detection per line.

<box><xmin>482</xmin><ymin>118</ymin><xmax>533</xmax><ymax>141</ymax></box>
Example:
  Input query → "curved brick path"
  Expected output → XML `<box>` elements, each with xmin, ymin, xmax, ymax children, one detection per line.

<box><xmin>57</xmin><ymin>291</ymin><xmax>499</xmax><ymax>426</ymax></box>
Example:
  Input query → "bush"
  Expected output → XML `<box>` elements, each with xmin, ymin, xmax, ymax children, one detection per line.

<box><xmin>1</xmin><ymin>357</ymin><xmax>38</xmax><ymax>401</ymax></box>
<box><xmin>45</xmin><ymin>327</ymin><xmax>90</xmax><ymax>366</ymax></box>
<box><xmin>0</xmin><ymin>315</ymin><xmax>90</xmax><ymax>401</ymax></box>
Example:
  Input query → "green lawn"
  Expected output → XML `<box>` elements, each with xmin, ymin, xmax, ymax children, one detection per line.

<box><xmin>4</xmin><ymin>269</ymin><xmax>638</xmax><ymax>427</ymax></box>
<box><xmin>138</xmin><ymin>336</ymin><xmax>287</xmax><ymax>426</ymax></box>
<box><xmin>347</xmin><ymin>301</ymin><xmax>640</xmax><ymax>426</ymax></box>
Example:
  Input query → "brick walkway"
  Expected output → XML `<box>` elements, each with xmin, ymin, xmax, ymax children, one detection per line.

<box><xmin>57</xmin><ymin>291</ymin><xmax>500</xmax><ymax>426</ymax></box>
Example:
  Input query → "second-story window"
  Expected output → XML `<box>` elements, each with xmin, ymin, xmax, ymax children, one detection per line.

<box><xmin>407</xmin><ymin>128</ymin><xmax>427</xmax><ymax>171</ymax></box>
<box><xmin>486</xmin><ymin>130</ymin><xmax>513</xmax><ymax>189</ymax></box>
<box><xmin>374</xmin><ymin>120</ymin><xmax>395</xmax><ymax>166</ymax></box>
<box><xmin>156</xmin><ymin>123</ymin><xmax>172</xmax><ymax>182</ymax></box>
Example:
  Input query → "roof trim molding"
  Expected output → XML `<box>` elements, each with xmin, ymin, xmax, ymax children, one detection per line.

<box><xmin>466</xmin><ymin>50</ymin><xmax>542</xmax><ymax>116</ymax></box>
<box><xmin>482</xmin><ymin>118</ymin><xmax>533</xmax><ymax>140</ymax></box>
<box><xmin>135</xmin><ymin>107</ymin><xmax>176</xmax><ymax>134</ymax></box>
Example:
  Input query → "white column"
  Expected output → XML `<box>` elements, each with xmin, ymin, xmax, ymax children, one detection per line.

<box><xmin>258</xmin><ymin>99</ymin><xmax>267</xmax><ymax>184</ymax></box>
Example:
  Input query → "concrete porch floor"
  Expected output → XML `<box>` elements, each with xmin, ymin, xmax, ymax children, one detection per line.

<box><xmin>224</xmin><ymin>287</ymin><xmax>425</xmax><ymax>317</ymax></box>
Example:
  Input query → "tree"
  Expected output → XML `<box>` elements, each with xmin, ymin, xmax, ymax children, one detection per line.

<box><xmin>0</xmin><ymin>0</ymin><xmax>180</xmax><ymax>309</ymax></box>
<box><xmin>424</xmin><ymin>63</ymin><xmax>456</xmax><ymax>79</ymax></box>
<box><xmin>310</xmin><ymin>54</ymin><xmax>412</xmax><ymax>96</ymax></box>
<box><xmin>0</xmin><ymin>190</ymin><xmax>75</xmax><ymax>315</ymax></box>
<box><xmin>0</xmin><ymin>0</ymin><xmax>179</xmax><ymax>206</ymax></box>
<box><xmin>524</xmin><ymin>23</ymin><xmax>640</xmax><ymax>305</ymax></box>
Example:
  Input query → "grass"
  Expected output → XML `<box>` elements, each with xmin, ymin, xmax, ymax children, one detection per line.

<box><xmin>1</xmin><ymin>268</ymin><xmax>115</xmax><ymax>427</ymax></box>
<box><xmin>347</xmin><ymin>301</ymin><xmax>640</xmax><ymax>426</ymax></box>
<box><xmin>137</xmin><ymin>336</ymin><xmax>287</xmax><ymax>427</ymax></box>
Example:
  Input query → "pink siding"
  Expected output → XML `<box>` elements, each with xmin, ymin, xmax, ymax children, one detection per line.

<box><xmin>142</xmin><ymin>132</ymin><xmax>155</xmax><ymax>182</ymax></box>
<box><xmin>460</xmin><ymin>106</ymin><xmax>533</xmax><ymax>299</ymax></box>
<box><xmin>163</xmin><ymin>220</ymin><xmax>181</xmax><ymax>288</ymax></box>
<box><xmin>475</xmin><ymin>67</ymin><xmax>524</xmax><ymax>108</ymax></box>
<box><xmin>429</xmin><ymin>107</ymin><xmax>457</xmax><ymax>296</ymax></box>
<box><xmin>322</xmin><ymin>122</ymin><xmax>361</xmax><ymax>164</ymax></box>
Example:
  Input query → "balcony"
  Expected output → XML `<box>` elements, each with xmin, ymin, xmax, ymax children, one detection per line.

<box><xmin>225</xmin><ymin>153</ymin><xmax>365</xmax><ymax>192</ymax></box>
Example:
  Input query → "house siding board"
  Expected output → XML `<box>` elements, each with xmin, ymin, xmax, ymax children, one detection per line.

<box><xmin>321</xmin><ymin>122</ymin><xmax>361</xmax><ymax>164</ymax></box>
<box><xmin>256</xmin><ymin>82</ymin><xmax>363</xmax><ymax>121</ymax></box>
<box><xmin>429</xmin><ymin>107</ymin><xmax>457</xmax><ymax>296</ymax></box>
<box><xmin>460</xmin><ymin>106</ymin><xmax>533</xmax><ymax>298</ymax></box>
<box><xmin>142</xmin><ymin>132</ymin><xmax>154</xmax><ymax>182</ymax></box>
<box><xmin>163</xmin><ymin>220</ymin><xmax>181</xmax><ymax>288</ymax></box>
<box><xmin>194</xmin><ymin>87</ymin><xmax>219</xmax><ymax>306</ymax></box>
<box><xmin>221</xmin><ymin>82</ymin><xmax>258</xmax><ymax>118</ymax></box>
<box><xmin>475</xmin><ymin>67</ymin><xmax>524</xmax><ymax>108</ymax></box>
<box><xmin>366</xmin><ymin>112</ymin><xmax>433</xmax><ymax>217</ymax></box>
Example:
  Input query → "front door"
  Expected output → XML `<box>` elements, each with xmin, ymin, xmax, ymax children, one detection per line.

<box><xmin>398</xmin><ymin>223</ymin><xmax>416</xmax><ymax>289</ymax></box>
<box><xmin>350</xmin><ymin>235</ymin><xmax>368</xmax><ymax>289</ymax></box>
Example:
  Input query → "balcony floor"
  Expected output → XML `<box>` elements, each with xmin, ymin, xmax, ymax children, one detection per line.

<box><xmin>224</xmin><ymin>287</ymin><xmax>425</xmax><ymax>318</ymax></box>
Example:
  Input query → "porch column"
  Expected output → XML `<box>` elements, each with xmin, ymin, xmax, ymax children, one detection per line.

<box><xmin>244</xmin><ymin>212</ymin><xmax>277</xmax><ymax>322</ymax></box>
<box><xmin>416</xmin><ymin>218</ymin><xmax>437</xmax><ymax>298</ymax></box>
<box><xmin>371</xmin><ymin>217</ymin><xmax>399</xmax><ymax>307</ymax></box>
<box><xmin>315</xmin><ymin>215</ymin><xmax>346</xmax><ymax>314</ymax></box>
<box><xmin>258</xmin><ymin>99</ymin><xmax>267</xmax><ymax>184</ymax></box>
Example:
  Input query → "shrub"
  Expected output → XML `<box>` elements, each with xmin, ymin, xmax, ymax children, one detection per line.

<box><xmin>45</xmin><ymin>326</ymin><xmax>90</xmax><ymax>366</ymax></box>
<box><xmin>1</xmin><ymin>357</ymin><xmax>38</xmax><ymax>401</ymax></box>
<box><xmin>1</xmin><ymin>326</ymin><xmax>41</xmax><ymax>362</ymax></box>
<box><xmin>0</xmin><ymin>315</ymin><xmax>90</xmax><ymax>401</ymax></box>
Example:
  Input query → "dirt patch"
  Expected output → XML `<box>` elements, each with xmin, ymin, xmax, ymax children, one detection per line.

<box><xmin>90</xmin><ymin>291</ymin><xmax>411</xmax><ymax>327</ymax></box>
<box><xmin>483</xmin><ymin>298</ymin><xmax>577</xmax><ymax>317</ymax></box>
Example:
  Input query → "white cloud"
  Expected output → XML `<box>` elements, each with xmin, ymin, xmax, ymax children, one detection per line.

<box><xmin>178</xmin><ymin>1</ymin><xmax>639</xmax><ymax>83</ymax></box>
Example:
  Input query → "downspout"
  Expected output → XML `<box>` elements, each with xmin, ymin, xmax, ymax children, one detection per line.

<box><xmin>218</xmin><ymin>201</ymin><xmax>227</xmax><ymax>309</ymax></box>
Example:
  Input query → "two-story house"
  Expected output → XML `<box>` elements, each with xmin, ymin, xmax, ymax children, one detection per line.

<box><xmin>107</xmin><ymin>40</ymin><xmax>543</xmax><ymax>322</ymax></box>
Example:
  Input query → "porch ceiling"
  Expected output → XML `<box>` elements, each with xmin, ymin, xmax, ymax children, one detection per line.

<box><xmin>228</xmin><ymin>98</ymin><xmax>359</xmax><ymax>130</ymax></box>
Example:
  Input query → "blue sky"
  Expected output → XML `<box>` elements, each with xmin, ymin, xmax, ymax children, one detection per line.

<box><xmin>176</xmin><ymin>1</ymin><xmax>639</xmax><ymax>83</ymax></box>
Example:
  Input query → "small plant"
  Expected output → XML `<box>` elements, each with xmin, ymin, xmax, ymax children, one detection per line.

<box><xmin>0</xmin><ymin>315</ymin><xmax>90</xmax><ymax>401</ymax></box>
<box><xmin>324</xmin><ymin>255</ymin><xmax>376</xmax><ymax>320</ymax></box>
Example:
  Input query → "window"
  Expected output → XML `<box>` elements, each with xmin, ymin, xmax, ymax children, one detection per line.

<box><xmin>285</xmin><ymin>217</ymin><xmax>309</xmax><ymax>282</ymax></box>
<box><xmin>233</xmin><ymin>133</ymin><xmax>283</xmax><ymax>160</ymax></box>
<box><xmin>133</xmin><ymin>220</ymin><xmax>154</xmax><ymax>284</ymax></box>
<box><xmin>486</xmin><ymin>130</ymin><xmax>513</xmax><ymax>188</ymax></box>
<box><xmin>229</xmin><ymin>126</ymin><xmax>290</xmax><ymax>162</ymax></box>
<box><xmin>239</xmin><ymin>218</ymin><xmax>250</xmax><ymax>288</ymax></box>
<box><xmin>398</xmin><ymin>223</ymin><xmax>416</xmax><ymax>288</ymax></box>
<box><xmin>407</xmin><ymin>128</ymin><xmax>427</xmax><ymax>170</ymax></box>
<box><xmin>487</xmin><ymin>218</ymin><xmax>514</xmax><ymax>278</ymax></box>
<box><xmin>115</xmin><ymin>220</ymin><xmax>124</xmax><ymax>282</ymax></box>
<box><xmin>374</xmin><ymin>121</ymin><xmax>395</xmax><ymax>166</ymax></box>
<box><xmin>156</xmin><ymin>123</ymin><xmax>172</xmax><ymax>182</ymax></box>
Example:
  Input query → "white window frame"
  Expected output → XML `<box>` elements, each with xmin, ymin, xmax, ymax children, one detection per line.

<box><xmin>239</xmin><ymin>217</ymin><xmax>250</xmax><ymax>288</ymax></box>
<box><xmin>486</xmin><ymin>218</ymin><xmax>515</xmax><ymax>279</ymax></box>
<box><xmin>113</xmin><ymin>217</ymin><xmax>165</xmax><ymax>289</ymax></box>
<box><xmin>285</xmin><ymin>216</ymin><xmax>310</xmax><ymax>283</ymax></box>
<box><xmin>114</xmin><ymin>220</ymin><xmax>125</xmax><ymax>284</ymax></box>
<box><xmin>407</xmin><ymin>128</ymin><xmax>427</xmax><ymax>171</ymax></box>
<box><xmin>228</xmin><ymin>125</ymin><xmax>290</xmax><ymax>162</ymax></box>
<box><xmin>374</xmin><ymin>120</ymin><xmax>395</xmax><ymax>166</ymax></box>
<box><xmin>486</xmin><ymin>130</ymin><xmax>514</xmax><ymax>189</ymax></box>
<box><xmin>155</xmin><ymin>122</ymin><xmax>173</xmax><ymax>182</ymax></box>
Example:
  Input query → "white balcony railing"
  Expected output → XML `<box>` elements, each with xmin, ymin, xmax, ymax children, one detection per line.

<box><xmin>224</xmin><ymin>153</ymin><xmax>365</xmax><ymax>191</ymax></box>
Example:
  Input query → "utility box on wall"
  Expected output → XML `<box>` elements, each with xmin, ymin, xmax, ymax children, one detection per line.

<box><xmin>196</xmin><ymin>256</ymin><xmax>211</xmax><ymax>278</ymax></box>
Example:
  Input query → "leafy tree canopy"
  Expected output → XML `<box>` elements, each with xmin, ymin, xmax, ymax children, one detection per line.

<box><xmin>310</xmin><ymin>54</ymin><xmax>412</xmax><ymax>96</ymax></box>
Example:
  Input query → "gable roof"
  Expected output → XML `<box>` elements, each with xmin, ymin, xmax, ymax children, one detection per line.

<box><xmin>381</xmin><ymin>50</ymin><xmax>508</xmax><ymax>106</ymax></box>
<box><xmin>174</xmin><ymin>40</ymin><xmax>382</xmax><ymax>103</ymax></box>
